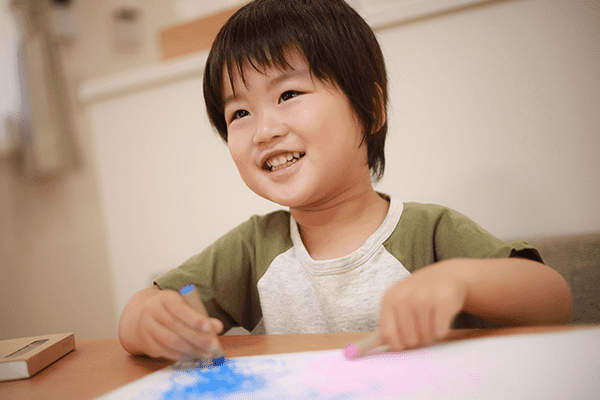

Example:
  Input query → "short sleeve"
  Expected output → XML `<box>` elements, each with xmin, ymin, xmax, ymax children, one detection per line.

<box><xmin>154</xmin><ymin>211</ymin><xmax>292</xmax><ymax>333</ymax></box>
<box><xmin>432</xmin><ymin>205</ymin><xmax>543</xmax><ymax>263</ymax></box>
<box><xmin>387</xmin><ymin>202</ymin><xmax>543</xmax><ymax>271</ymax></box>
<box><xmin>387</xmin><ymin>202</ymin><xmax>544</xmax><ymax>329</ymax></box>
<box><xmin>154</xmin><ymin>218</ymin><xmax>261</xmax><ymax>333</ymax></box>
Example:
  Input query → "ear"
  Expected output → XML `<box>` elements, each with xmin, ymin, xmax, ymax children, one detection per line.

<box><xmin>373</xmin><ymin>83</ymin><xmax>387</xmax><ymax>134</ymax></box>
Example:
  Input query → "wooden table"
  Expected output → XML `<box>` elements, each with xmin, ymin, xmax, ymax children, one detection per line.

<box><xmin>1</xmin><ymin>325</ymin><xmax>596</xmax><ymax>400</ymax></box>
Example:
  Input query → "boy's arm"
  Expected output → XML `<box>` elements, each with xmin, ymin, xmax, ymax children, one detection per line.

<box><xmin>452</xmin><ymin>258</ymin><xmax>571</xmax><ymax>326</ymax></box>
<box><xmin>379</xmin><ymin>257</ymin><xmax>572</xmax><ymax>351</ymax></box>
<box><xmin>118</xmin><ymin>285</ymin><xmax>223</xmax><ymax>360</ymax></box>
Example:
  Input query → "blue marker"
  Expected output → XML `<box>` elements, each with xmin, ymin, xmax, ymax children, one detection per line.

<box><xmin>180</xmin><ymin>284</ymin><xmax>226</xmax><ymax>367</ymax></box>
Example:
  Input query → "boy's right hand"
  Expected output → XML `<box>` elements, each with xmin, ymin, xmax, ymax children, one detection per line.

<box><xmin>118</xmin><ymin>285</ymin><xmax>224</xmax><ymax>361</ymax></box>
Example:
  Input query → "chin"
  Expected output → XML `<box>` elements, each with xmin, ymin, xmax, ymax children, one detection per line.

<box><xmin>251</xmin><ymin>188</ymin><xmax>309</xmax><ymax>209</ymax></box>
<box><xmin>259</xmin><ymin>194</ymin><xmax>303</xmax><ymax>208</ymax></box>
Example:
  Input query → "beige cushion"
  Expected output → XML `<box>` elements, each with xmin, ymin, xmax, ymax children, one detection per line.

<box><xmin>528</xmin><ymin>232</ymin><xmax>600</xmax><ymax>324</ymax></box>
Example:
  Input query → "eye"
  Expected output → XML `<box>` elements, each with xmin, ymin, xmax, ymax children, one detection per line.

<box><xmin>230</xmin><ymin>109</ymin><xmax>249</xmax><ymax>122</ymax></box>
<box><xmin>279</xmin><ymin>90</ymin><xmax>300</xmax><ymax>103</ymax></box>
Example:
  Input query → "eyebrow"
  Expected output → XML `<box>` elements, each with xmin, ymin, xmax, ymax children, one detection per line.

<box><xmin>223</xmin><ymin>68</ymin><xmax>310</xmax><ymax>107</ymax></box>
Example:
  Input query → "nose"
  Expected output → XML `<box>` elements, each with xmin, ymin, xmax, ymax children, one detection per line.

<box><xmin>253</xmin><ymin>109</ymin><xmax>287</xmax><ymax>145</ymax></box>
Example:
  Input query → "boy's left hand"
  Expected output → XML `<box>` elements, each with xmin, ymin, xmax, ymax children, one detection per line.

<box><xmin>379</xmin><ymin>261</ymin><xmax>468</xmax><ymax>351</ymax></box>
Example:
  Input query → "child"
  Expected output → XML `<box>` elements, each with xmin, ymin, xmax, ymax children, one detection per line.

<box><xmin>118</xmin><ymin>0</ymin><xmax>571</xmax><ymax>361</ymax></box>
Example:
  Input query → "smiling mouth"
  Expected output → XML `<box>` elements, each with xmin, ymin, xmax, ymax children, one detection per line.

<box><xmin>265</xmin><ymin>152</ymin><xmax>306</xmax><ymax>172</ymax></box>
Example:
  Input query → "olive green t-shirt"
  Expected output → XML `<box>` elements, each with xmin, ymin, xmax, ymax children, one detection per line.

<box><xmin>155</xmin><ymin>199</ymin><xmax>541</xmax><ymax>334</ymax></box>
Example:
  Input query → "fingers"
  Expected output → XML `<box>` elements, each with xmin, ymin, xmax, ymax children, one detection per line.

<box><xmin>415</xmin><ymin>306</ymin><xmax>436</xmax><ymax>345</ymax></box>
<box><xmin>210</xmin><ymin>318</ymin><xmax>225</xmax><ymax>335</ymax></box>
<box><xmin>379</xmin><ymin>272</ymin><xmax>467</xmax><ymax>352</ymax></box>
<box><xmin>433</xmin><ymin>302</ymin><xmax>453</xmax><ymax>340</ymax></box>
<box><xmin>161</xmin><ymin>294</ymin><xmax>219</xmax><ymax>354</ymax></box>
<box><xmin>138</xmin><ymin>290</ymin><xmax>221</xmax><ymax>360</ymax></box>
<box><xmin>380</xmin><ymin>301</ymin><xmax>439</xmax><ymax>352</ymax></box>
<box><xmin>379</xmin><ymin>305</ymin><xmax>401</xmax><ymax>350</ymax></box>
<box><xmin>142</xmin><ymin>316</ymin><xmax>190</xmax><ymax>360</ymax></box>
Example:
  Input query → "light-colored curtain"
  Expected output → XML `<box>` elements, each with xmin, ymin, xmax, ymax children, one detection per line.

<box><xmin>1</xmin><ymin>0</ymin><xmax>78</xmax><ymax>181</ymax></box>
<box><xmin>0</xmin><ymin>0</ymin><xmax>21</xmax><ymax>156</ymax></box>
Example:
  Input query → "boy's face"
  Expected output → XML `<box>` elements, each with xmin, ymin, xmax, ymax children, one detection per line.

<box><xmin>222</xmin><ymin>52</ymin><xmax>371</xmax><ymax>210</ymax></box>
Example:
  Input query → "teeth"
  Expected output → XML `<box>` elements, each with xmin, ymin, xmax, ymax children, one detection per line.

<box><xmin>271</xmin><ymin>159</ymin><xmax>296</xmax><ymax>172</ymax></box>
<box><xmin>265</xmin><ymin>152</ymin><xmax>305</xmax><ymax>171</ymax></box>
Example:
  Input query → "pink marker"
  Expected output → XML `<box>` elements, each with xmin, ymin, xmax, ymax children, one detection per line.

<box><xmin>344</xmin><ymin>331</ymin><xmax>389</xmax><ymax>359</ymax></box>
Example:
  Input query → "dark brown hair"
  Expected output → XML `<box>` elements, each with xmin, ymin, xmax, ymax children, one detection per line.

<box><xmin>203</xmin><ymin>0</ymin><xmax>388</xmax><ymax>180</ymax></box>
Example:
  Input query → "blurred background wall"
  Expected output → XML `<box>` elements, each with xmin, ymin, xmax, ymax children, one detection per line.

<box><xmin>1</xmin><ymin>0</ymin><xmax>598</xmax><ymax>340</ymax></box>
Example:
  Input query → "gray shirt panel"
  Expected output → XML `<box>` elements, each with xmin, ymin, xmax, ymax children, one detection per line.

<box><xmin>257</xmin><ymin>198</ymin><xmax>411</xmax><ymax>334</ymax></box>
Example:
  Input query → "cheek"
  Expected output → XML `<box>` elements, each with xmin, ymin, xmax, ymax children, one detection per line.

<box><xmin>227</xmin><ymin>138</ymin><xmax>247</xmax><ymax>169</ymax></box>
<box><xmin>295</xmin><ymin>102</ymin><xmax>328</xmax><ymax>134</ymax></box>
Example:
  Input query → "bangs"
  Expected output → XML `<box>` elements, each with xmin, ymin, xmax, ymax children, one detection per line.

<box><xmin>224</xmin><ymin>41</ymin><xmax>304</xmax><ymax>97</ymax></box>
<box><xmin>204</xmin><ymin>0</ymin><xmax>339</xmax><ymax>138</ymax></box>
<box><xmin>214</xmin><ymin>0</ymin><xmax>331</xmax><ymax>91</ymax></box>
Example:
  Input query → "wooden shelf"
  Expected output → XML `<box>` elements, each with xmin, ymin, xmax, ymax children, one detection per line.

<box><xmin>159</xmin><ymin>6</ymin><xmax>242</xmax><ymax>61</ymax></box>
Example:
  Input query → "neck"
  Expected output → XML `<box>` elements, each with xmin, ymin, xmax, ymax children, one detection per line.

<box><xmin>290</xmin><ymin>187</ymin><xmax>390</xmax><ymax>260</ymax></box>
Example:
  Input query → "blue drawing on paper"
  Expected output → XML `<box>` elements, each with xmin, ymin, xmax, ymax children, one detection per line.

<box><xmin>161</xmin><ymin>361</ymin><xmax>266</xmax><ymax>400</ymax></box>
<box><xmin>130</xmin><ymin>356</ymin><xmax>328</xmax><ymax>400</ymax></box>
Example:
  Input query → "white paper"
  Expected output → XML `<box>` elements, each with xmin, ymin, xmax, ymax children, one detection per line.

<box><xmin>98</xmin><ymin>327</ymin><xmax>600</xmax><ymax>400</ymax></box>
